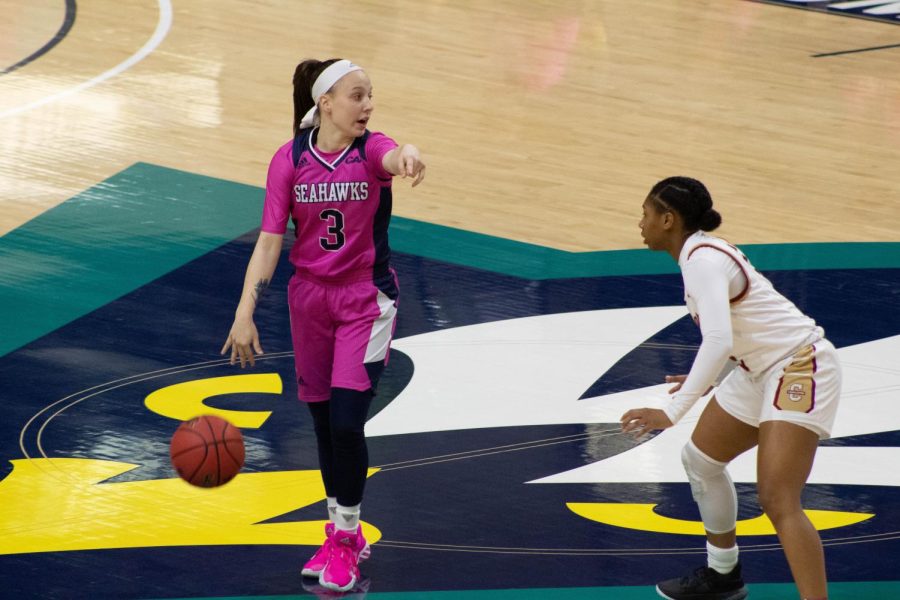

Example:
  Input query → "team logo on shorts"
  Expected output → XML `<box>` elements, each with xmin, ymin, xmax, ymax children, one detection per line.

<box><xmin>774</xmin><ymin>345</ymin><xmax>816</xmax><ymax>413</ymax></box>
<box><xmin>785</xmin><ymin>381</ymin><xmax>808</xmax><ymax>403</ymax></box>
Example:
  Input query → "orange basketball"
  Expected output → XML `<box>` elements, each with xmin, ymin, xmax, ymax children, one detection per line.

<box><xmin>170</xmin><ymin>415</ymin><xmax>245</xmax><ymax>487</ymax></box>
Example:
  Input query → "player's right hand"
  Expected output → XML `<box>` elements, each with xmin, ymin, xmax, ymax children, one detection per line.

<box><xmin>665</xmin><ymin>374</ymin><xmax>687</xmax><ymax>393</ymax></box>
<box><xmin>665</xmin><ymin>374</ymin><xmax>713</xmax><ymax>396</ymax></box>
<box><xmin>620</xmin><ymin>407</ymin><xmax>674</xmax><ymax>439</ymax></box>
<box><xmin>220</xmin><ymin>319</ymin><xmax>264</xmax><ymax>368</ymax></box>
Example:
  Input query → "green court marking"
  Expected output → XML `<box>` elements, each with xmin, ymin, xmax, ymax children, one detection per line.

<box><xmin>0</xmin><ymin>164</ymin><xmax>262</xmax><ymax>358</ymax></box>
<box><xmin>390</xmin><ymin>218</ymin><xmax>900</xmax><ymax>279</ymax></box>
<box><xmin>1</xmin><ymin>162</ymin><xmax>898</xmax><ymax>358</ymax></box>
<box><xmin>159</xmin><ymin>579</ymin><xmax>900</xmax><ymax>600</ymax></box>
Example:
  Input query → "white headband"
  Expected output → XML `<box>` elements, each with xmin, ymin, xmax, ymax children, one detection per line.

<box><xmin>298</xmin><ymin>59</ymin><xmax>364</xmax><ymax>130</ymax></box>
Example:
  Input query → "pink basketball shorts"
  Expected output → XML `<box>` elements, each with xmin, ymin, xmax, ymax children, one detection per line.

<box><xmin>287</xmin><ymin>270</ymin><xmax>399</xmax><ymax>402</ymax></box>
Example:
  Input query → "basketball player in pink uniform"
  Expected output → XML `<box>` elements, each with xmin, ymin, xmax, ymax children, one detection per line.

<box><xmin>620</xmin><ymin>177</ymin><xmax>840</xmax><ymax>600</ymax></box>
<box><xmin>221</xmin><ymin>58</ymin><xmax>425</xmax><ymax>592</ymax></box>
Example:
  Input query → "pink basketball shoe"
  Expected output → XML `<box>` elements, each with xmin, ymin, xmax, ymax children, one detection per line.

<box><xmin>318</xmin><ymin>527</ymin><xmax>370</xmax><ymax>592</ymax></box>
<box><xmin>301</xmin><ymin>523</ymin><xmax>334</xmax><ymax>578</ymax></box>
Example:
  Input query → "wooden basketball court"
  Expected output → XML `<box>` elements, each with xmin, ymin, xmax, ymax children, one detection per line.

<box><xmin>3</xmin><ymin>0</ymin><xmax>898</xmax><ymax>246</ymax></box>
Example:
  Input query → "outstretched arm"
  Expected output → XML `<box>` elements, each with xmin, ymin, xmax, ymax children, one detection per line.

<box><xmin>382</xmin><ymin>143</ymin><xmax>426</xmax><ymax>186</ymax></box>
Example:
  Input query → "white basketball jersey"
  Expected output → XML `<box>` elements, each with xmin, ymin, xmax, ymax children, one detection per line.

<box><xmin>680</xmin><ymin>231</ymin><xmax>823</xmax><ymax>374</ymax></box>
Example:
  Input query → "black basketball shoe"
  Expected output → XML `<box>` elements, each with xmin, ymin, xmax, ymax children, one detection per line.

<box><xmin>656</xmin><ymin>562</ymin><xmax>749</xmax><ymax>599</ymax></box>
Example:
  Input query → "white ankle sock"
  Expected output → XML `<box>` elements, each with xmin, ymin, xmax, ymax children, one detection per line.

<box><xmin>327</xmin><ymin>497</ymin><xmax>338</xmax><ymax>522</ymax></box>
<box><xmin>707</xmin><ymin>541</ymin><xmax>739</xmax><ymax>574</ymax></box>
<box><xmin>335</xmin><ymin>503</ymin><xmax>361</xmax><ymax>532</ymax></box>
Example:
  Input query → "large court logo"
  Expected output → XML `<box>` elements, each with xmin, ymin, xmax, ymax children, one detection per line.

<box><xmin>4</xmin><ymin>307</ymin><xmax>898</xmax><ymax>556</ymax></box>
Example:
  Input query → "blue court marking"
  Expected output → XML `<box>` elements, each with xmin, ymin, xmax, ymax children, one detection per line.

<box><xmin>813</xmin><ymin>43</ymin><xmax>900</xmax><ymax>58</ymax></box>
<box><xmin>1</xmin><ymin>162</ymin><xmax>898</xmax><ymax>359</ymax></box>
<box><xmin>1</xmin><ymin>0</ymin><xmax>77</xmax><ymax>75</ymax></box>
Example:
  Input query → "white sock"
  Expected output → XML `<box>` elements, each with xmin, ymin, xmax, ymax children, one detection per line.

<box><xmin>335</xmin><ymin>503</ymin><xmax>361</xmax><ymax>532</ymax></box>
<box><xmin>707</xmin><ymin>541</ymin><xmax>739</xmax><ymax>574</ymax></box>
<box><xmin>326</xmin><ymin>497</ymin><xmax>338</xmax><ymax>523</ymax></box>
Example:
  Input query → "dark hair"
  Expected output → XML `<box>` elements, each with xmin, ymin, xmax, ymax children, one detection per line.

<box><xmin>292</xmin><ymin>58</ymin><xmax>342</xmax><ymax>136</ymax></box>
<box><xmin>647</xmin><ymin>176</ymin><xmax>722</xmax><ymax>232</ymax></box>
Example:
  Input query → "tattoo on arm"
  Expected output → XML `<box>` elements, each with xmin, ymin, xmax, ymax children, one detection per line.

<box><xmin>252</xmin><ymin>278</ymin><xmax>270</xmax><ymax>304</ymax></box>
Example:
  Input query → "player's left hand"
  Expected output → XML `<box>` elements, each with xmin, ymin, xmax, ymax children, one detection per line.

<box><xmin>399</xmin><ymin>144</ymin><xmax>426</xmax><ymax>187</ymax></box>
<box><xmin>620</xmin><ymin>408</ymin><xmax>673</xmax><ymax>439</ymax></box>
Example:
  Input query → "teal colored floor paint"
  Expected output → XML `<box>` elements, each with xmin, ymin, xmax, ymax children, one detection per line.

<box><xmin>388</xmin><ymin>217</ymin><xmax>678</xmax><ymax>279</ymax></box>
<box><xmin>0</xmin><ymin>163</ymin><xmax>263</xmax><ymax>357</ymax></box>
<box><xmin>389</xmin><ymin>217</ymin><xmax>900</xmax><ymax>279</ymax></box>
<box><xmin>2</xmin><ymin>162</ymin><xmax>898</xmax><ymax>358</ymax></box>
<box><xmin>157</xmin><ymin>585</ymin><xmax>655</xmax><ymax>600</ymax></box>
<box><xmin>158</xmin><ymin>580</ymin><xmax>900</xmax><ymax>600</ymax></box>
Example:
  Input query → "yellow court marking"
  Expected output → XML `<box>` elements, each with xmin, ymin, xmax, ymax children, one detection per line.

<box><xmin>144</xmin><ymin>373</ymin><xmax>283</xmax><ymax>428</ymax></box>
<box><xmin>0</xmin><ymin>458</ymin><xmax>380</xmax><ymax>555</ymax></box>
<box><xmin>568</xmin><ymin>502</ymin><xmax>874</xmax><ymax>536</ymax></box>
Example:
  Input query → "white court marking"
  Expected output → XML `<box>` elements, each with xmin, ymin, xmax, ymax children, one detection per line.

<box><xmin>0</xmin><ymin>0</ymin><xmax>173</xmax><ymax>120</ymax></box>
<box><xmin>366</xmin><ymin>308</ymin><xmax>900</xmax><ymax>487</ymax></box>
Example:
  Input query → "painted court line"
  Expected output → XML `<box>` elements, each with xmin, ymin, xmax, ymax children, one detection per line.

<box><xmin>0</xmin><ymin>0</ymin><xmax>172</xmax><ymax>120</ymax></box>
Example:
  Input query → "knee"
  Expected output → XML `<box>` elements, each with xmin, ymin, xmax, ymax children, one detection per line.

<box><xmin>329</xmin><ymin>388</ymin><xmax>371</xmax><ymax>448</ymax></box>
<box><xmin>307</xmin><ymin>403</ymin><xmax>331</xmax><ymax>438</ymax></box>
<box><xmin>312</xmin><ymin>419</ymin><xmax>331</xmax><ymax>439</ymax></box>
<box><xmin>757</xmin><ymin>482</ymin><xmax>801</xmax><ymax>522</ymax></box>
<box><xmin>331</xmin><ymin>420</ymin><xmax>365</xmax><ymax>445</ymax></box>
<box><xmin>682</xmin><ymin>441</ymin><xmax>728</xmax><ymax>501</ymax></box>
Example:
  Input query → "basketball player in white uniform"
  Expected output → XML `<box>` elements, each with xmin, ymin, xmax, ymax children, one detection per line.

<box><xmin>621</xmin><ymin>177</ymin><xmax>840</xmax><ymax>600</ymax></box>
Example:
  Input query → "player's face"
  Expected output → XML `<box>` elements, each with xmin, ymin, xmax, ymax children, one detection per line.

<box><xmin>327</xmin><ymin>71</ymin><xmax>374</xmax><ymax>137</ymax></box>
<box><xmin>639</xmin><ymin>198</ymin><xmax>668</xmax><ymax>251</ymax></box>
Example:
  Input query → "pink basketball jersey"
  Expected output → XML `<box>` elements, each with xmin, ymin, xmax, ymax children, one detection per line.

<box><xmin>261</xmin><ymin>128</ymin><xmax>398</xmax><ymax>282</ymax></box>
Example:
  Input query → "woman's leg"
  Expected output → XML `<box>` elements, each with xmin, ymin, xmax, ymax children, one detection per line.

<box><xmin>329</xmin><ymin>386</ymin><xmax>374</xmax><ymax>527</ymax></box>
<box><xmin>305</xmin><ymin>391</ymin><xmax>374</xmax><ymax>527</ymax></box>
<box><xmin>757</xmin><ymin>421</ymin><xmax>826</xmax><ymax>599</ymax></box>
<box><xmin>327</xmin><ymin>274</ymin><xmax>398</xmax><ymax>526</ymax></box>
<box><xmin>690</xmin><ymin>397</ymin><xmax>759</xmax><ymax>549</ymax></box>
<box><xmin>301</xmin><ymin>400</ymin><xmax>339</xmax><ymax>579</ymax></box>
<box><xmin>307</xmin><ymin>400</ymin><xmax>336</xmax><ymax>501</ymax></box>
<box><xmin>656</xmin><ymin>398</ymin><xmax>759</xmax><ymax>599</ymax></box>
<box><xmin>317</xmin><ymin>388</ymin><xmax>373</xmax><ymax>592</ymax></box>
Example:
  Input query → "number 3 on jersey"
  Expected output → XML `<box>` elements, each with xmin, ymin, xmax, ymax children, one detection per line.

<box><xmin>319</xmin><ymin>208</ymin><xmax>345</xmax><ymax>251</ymax></box>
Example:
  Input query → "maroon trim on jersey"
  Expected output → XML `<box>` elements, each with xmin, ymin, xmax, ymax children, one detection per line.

<box><xmin>810</xmin><ymin>344</ymin><xmax>818</xmax><ymax>413</ymax></box>
<box><xmin>729</xmin><ymin>356</ymin><xmax>750</xmax><ymax>371</ymax></box>
<box><xmin>687</xmin><ymin>243</ymin><xmax>751</xmax><ymax>304</ymax></box>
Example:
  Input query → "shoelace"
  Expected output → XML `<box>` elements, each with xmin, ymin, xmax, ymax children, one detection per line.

<box><xmin>330</xmin><ymin>537</ymin><xmax>358</xmax><ymax>567</ymax></box>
